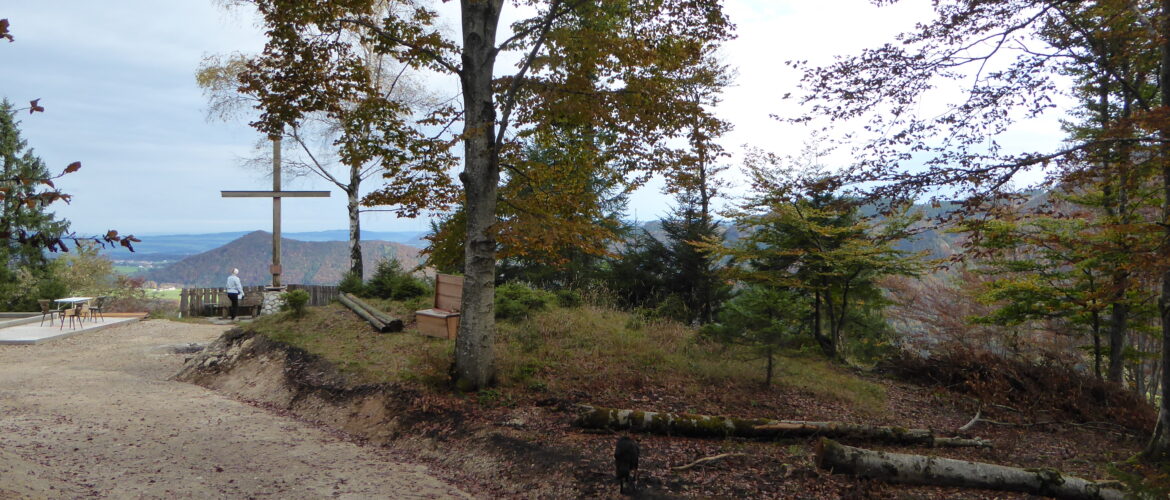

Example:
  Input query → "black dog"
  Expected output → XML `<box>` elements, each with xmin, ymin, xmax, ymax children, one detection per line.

<box><xmin>614</xmin><ymin>435</ymin><xmax>640</xmax><ymax>494</ymax></box>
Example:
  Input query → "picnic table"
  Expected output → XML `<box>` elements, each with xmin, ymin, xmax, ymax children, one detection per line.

<box><xmin>53</xmin><ymin>297</ymin><xmax>94</xmax><ymax>329</ymax></box>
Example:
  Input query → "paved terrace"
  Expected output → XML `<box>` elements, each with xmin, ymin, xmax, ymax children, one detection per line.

<box><xmin>0</xmin><ymin>313</ymin><xmax>147</xmax><ymax>345</ymax></box>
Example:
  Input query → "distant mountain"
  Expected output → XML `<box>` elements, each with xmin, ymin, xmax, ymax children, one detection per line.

<box><xmin>103</xmin><ymin>229</ymin><xmax>426</xmax><ymax>258</ymax></box>
<box><xmin>145</xmin><ymin>231</ymin><xmax>422</xmax><ymax>287</ymax></box>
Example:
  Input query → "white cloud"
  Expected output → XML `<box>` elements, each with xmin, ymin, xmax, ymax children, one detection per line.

<box><xmin>3</xmin><ymin>0</ymin><xmax>1075</xmax><ymax>238</ymax></box>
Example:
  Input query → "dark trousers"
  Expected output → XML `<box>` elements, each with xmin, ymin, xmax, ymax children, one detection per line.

<box><xmin>227</xmin><ymin>292</ymin><xmax>239</xmax><ymax>319</ymax></box>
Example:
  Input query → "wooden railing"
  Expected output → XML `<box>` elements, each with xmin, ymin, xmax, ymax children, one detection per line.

<box><xmin>179</xmin><ymin>284</ymin><xmax>340</xmax><ymax>317</ymax></box>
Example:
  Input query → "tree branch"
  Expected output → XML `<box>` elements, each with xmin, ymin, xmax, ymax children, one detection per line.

<box><xmin>336</xmin><ymin>17</ymin><xmax>460</xmax><ymax>76</ymax></box>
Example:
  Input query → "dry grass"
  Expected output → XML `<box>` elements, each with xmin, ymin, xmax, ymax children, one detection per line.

<box><xmin>246</xmin><ymin>300</ymin><xmax>887</xmax><ymax>414</ymax></box>
<box><xmin>247</xmin><ymin>303</ymin><xmax>450</xmax><ymax>387</ymax></box>
<box><xmin>496</xmin><ymin>305</ymin><xmax>887</xmax><ymax>414</ymax></box>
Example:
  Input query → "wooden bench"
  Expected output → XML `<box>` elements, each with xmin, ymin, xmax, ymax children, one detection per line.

<box><xmin>218</xmin><ymin>292</ymin><xmax>262</xmax><ymax>319</ymax></box>
<box><xmin>415</xmin><ymin>274</ymin><xmax>462</xmax><ymax>339</ymax></box>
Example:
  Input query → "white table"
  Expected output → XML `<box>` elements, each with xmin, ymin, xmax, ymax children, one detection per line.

<box><xmin>53</xmin><ymin>297</ymin><xmax>94</xmax><ymax>329</ymax></box>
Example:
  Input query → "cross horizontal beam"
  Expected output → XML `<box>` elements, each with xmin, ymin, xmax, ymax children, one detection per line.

<box><xmin>220</xmin><ymin>191</ymin><xmax>331</xmax><ymax>198</ymax></box>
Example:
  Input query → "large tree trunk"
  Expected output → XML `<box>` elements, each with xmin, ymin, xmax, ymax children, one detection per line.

<box><xmin>347</xmin><ymin>184</ymin><xmax>363</xmax><ymax>279</ymax></box>
<box><xmin>453</xmin><ymin>0</ymin><xmax>505</xmax><ymax>390</ymax></box>
<box><xmin>1146</xmin><ymin>0</ymin><xmax>1170</xmax><ymax>461</ymax></box>
<box><xmin>817</xmin><ymin>439</ymin><xmax>1125</xmax><ymax>500</ymax></box>
<box><xmin>576</xmin><ymin>405</ymin><xmax>989</xmax><ymax>447</ymax></box>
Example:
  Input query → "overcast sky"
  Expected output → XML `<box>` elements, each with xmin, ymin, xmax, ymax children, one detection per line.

<box><xmin>3</xmin><ymin>1</ymin><xmax>1066</xmax><ymax>238</ymax></box>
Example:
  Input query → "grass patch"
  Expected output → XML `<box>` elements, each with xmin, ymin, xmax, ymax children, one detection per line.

<box><xmin>147</xmin><ymin>289</ymin><xmax>182</xmax><ymax>300</ymax></box>
<box><xmin>495</xmin><ymin>305</ymin><xmax>888</xmax><ymax>415</ymax></box>
<box><xmin>246</xmin><ymin>303</ymin><xmax>450</xmax><ymax>387</ymax></box>
<box><xmin>245</xmin><ymin>300</ymin><xmax>887</xmax><ymax>415</ymax></box>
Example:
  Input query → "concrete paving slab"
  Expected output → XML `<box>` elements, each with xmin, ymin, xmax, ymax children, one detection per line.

<box><xmin>0</xmin><ymin>313</ymin><xmax>147</xmax><ymax>345</ymax></box>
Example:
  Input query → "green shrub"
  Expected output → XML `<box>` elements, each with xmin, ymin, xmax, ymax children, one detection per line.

<box><xmin>338</xmin><ymin>271</ymin><xmax>366</xmax><ymax>296</ymax></box>
<box><xmin>495</xmin><ymin>282</ymin><xmax>555</xmax><ymax>321</ymax></box>
<box><xmin>281</xmin><ymin>289</ymin><xmax>311</xmax><ymax>318</ymax></box>
<box><xmin>367</xmin><ymin>259</ymin><xmax>430</xmax><ymax>300</ymax></box>
<box><xmin>555</xmin><ymin>289</ymin><xmax>582</xmax><ymax>308</ymax></box>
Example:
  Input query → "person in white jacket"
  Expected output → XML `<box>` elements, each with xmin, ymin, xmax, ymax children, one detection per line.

<box><xmin>225</xmin><ymin>268</ymin><xmax>244</xmax><ymax>320</ymax></box>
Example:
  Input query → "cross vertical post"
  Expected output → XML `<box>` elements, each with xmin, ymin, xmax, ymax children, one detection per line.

<box><xmin>221</xmin><ymin>137</ymin><xmax>330</xmax><ymax>288</ymax></box>
<box><xmin>272</xmin><ymin>136</ymin><xmax>282</xmax><ymax>287</ymax></box>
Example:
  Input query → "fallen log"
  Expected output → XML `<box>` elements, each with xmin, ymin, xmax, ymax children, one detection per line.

<box><xmin>338</xmin><ymin>293</ymin><xmax>390</xmax><ymax>333</ymax></box>
<box><xmin>340</xmin><ymin>293</ymin><xmax>403</xmax><ymax>332</ymax></box>
<box><xmin>575</xmin><ymin>405</ymin><xmax>990</xmax><ymax>448</ymax></box>
<box><xmin>815</xmin><ymin>438</ymin><xmax>1125</xmax><ymax>500</ymax></box>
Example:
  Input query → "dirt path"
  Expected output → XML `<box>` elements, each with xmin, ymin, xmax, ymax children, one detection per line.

<box><xmin>0</xmin><ymin>319</ymin><xmax>473</xmax><ymax>499</ymax></box>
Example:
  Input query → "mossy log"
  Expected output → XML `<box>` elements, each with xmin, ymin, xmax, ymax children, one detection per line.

<box><xmin>816</xmin><ymin>438</ymin><xmax>1125</xmax><ymax>500</ymax></box>
<box><xmin>339</xmin><ymin>293</ymin><xmax>403</xmax><ymax>332</ymax></box>
<box><xmin>338</xmin><ymin>293</ymin><xmax>395</xmax><ymax>333</ymax></box>
<box><xmin>575</xmin><ymin>405</ymin><xmax>990</xmax><ymax>447</ymax></box>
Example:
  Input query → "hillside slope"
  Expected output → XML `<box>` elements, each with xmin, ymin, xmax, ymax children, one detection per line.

<box><xmin>146</xmin><ymin>231</ymin><xmax>421</xmax><ymax>287</ymax></box>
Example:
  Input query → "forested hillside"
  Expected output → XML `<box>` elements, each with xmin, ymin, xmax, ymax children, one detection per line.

<box><xmin>146</xmin><ymin>231</ymin><xmax>420</xmax><ymax>287</ymax></box>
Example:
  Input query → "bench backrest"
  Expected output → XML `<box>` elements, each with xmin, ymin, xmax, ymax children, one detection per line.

<box><xmin>433</xmin><ymin>274</ymin><xmax>463</xmax><ymax>312</ymax></box>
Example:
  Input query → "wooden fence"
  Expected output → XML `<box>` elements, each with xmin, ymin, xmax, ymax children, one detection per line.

<box><xmin>179</xmin><ymin>284</ymin><xmax>341</xmax><ymax>317</ymax></box>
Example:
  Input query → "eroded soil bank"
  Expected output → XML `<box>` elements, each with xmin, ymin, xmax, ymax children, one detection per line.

<box><xmin>175</xmin><ymin>326</ymin><xmax>1156</xmax><ymax>499</ymax></box>
<box><xmin>0</xmin><ymin>320</ymin><xmax>471</xmax><ymax>499</ymax></box>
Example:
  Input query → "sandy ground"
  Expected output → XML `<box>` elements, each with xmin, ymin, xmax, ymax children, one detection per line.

<box><xmin>0</xmin><ymin>319</ymin><xmax>472</xmax><ymax>499</ymax></box>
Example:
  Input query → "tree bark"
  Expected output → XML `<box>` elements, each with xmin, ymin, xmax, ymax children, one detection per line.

<box><xmin>338</xmin><ymin>293</ymin><xmax>388</xmax><ymax>332</ymax></box>
<box><xmin>1146</xmin><ymin>0</ymin><xmax>1170</xmax><ymax>461</ymax></box>
<box><xmin>339</xmin><ymin>292</ymin><xmax>403</xmax><ymax>332</ymax></box>
<box><xmin>817</xmin><ymin>439</ymin><xmax>1125</xmax><ymax>500</ymax></box>
<box><xmin>453</xmin><ymin>0</ymin><xmax>505</xmax><ymax>390</ymax></box>
<box><xmin>347</xmin><ymin>172</ymin><xmax>363</xmax><ymax>279</ymax></box>
<box><xmin>575</xmin><ymin>405</ymin><xmax>990</xmax><ymax>447</ymax></box>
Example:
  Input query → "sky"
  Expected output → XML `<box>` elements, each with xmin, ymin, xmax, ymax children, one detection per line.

<box><xmin>3</xmin><ymin>1</ymin><xmax>1068</xmax><ymax>238</ymax></box>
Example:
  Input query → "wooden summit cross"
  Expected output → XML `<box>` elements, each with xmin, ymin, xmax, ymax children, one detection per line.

<box><xmin>221</xmin><ymin>137</ymin><xmax>329</xmax><ymax>287</ymax></box>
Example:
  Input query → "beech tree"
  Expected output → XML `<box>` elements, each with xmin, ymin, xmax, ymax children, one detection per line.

<box><xmin>237</xmin><ymin>0</ymin><xmax>734</xmax><ymax>389</ymax></box>
<box><xmin>196</xmin><ymin>11</ymin><xmax>458</xmax><ymax>280</ymax></box>
<box><xmin>962</xmin><ymin>192</ymin><xmax>1158</xmax><ymax>381</ymax></box>
<box><xmin>791</xmin><ymin>0</ymin><xmax>1170</xmax><ymax>460</ymax></box>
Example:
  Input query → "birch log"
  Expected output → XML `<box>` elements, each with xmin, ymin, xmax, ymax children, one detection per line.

<box><xmin>575</xmin><ymin>405</ymin><xmax>990</xmax><ymax>447</ymax></box>
<box><xmin>816</xmin><ymin>438</ymin><xmax>1125</xmax><ymax>500</ymax></box>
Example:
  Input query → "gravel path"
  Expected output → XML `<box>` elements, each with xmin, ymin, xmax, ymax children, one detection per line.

<box><xmin>0</xmin><ymin>319</ymin><xmax>472</xmax><ymax>499</ymax></box>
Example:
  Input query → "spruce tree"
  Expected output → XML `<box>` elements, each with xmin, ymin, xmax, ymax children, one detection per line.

<box><xmin>0</xmin><ymin>99</ymin><xmax>70</xmax><ymax>309</ymax></box>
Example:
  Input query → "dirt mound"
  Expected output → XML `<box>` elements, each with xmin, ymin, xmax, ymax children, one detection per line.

<box><xmin>175</xmin><ymin>328</ymin><xmax>592</xmax><ymax>497</ymax></box>
<box><xmin>878</xmin><ymin>349</ymin><xmax>1156</xmax><ymax>433</ymax></box>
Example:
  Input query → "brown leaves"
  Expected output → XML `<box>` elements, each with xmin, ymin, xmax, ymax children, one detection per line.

<box><xmin>103</xmin><ymin>230</ymin><xmax>141</xmax><ymax>252</ymax></box>
<box><xmin>63</xmin><ymin>161</ymin><xmax>81</xmax><ymax>174</ymax></box>
<box><xmin>28</xmin><ymin>98</ymin><xmax>44</xmax><ymax>114</ymax></box>
<box><xmin>0</xmin><ymin>19</ymin><xmax>12</xmax><ymax>42</ymax></box>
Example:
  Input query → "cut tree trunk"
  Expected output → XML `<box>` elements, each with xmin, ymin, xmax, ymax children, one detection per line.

<box><xmin>339</xmin><ymin>293</ymin><xmax>403</xmax><ymax>332</ymax></box>
<box><xmin>816</xmin><ymin>438</ymin><xmax>1125</xmax><ymax>500</ymax></box>
<box><xmin>338</xmin><ymin>293</ymin><xmax>400</xmax><ymax>333</ymax></box>
<box><xmin>576</xmin><ymin>405</ymin><xmax>990</xmax><ymax>447</ymax></box>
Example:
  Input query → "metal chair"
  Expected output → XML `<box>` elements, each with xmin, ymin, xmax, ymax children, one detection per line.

<box><xmin>37</xmin><ymin>299</ymin><xmax>62</xmax><ymax>326</ymax></box>
<box><xmin>63</xmin><ymin>303</ymin><xmax>89</xmax><ymax>330</ymax></box>
<box><xmin>88</xmin><ymin>296</ymin><xmax>107</xmax><ymax>322</ymax></box>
